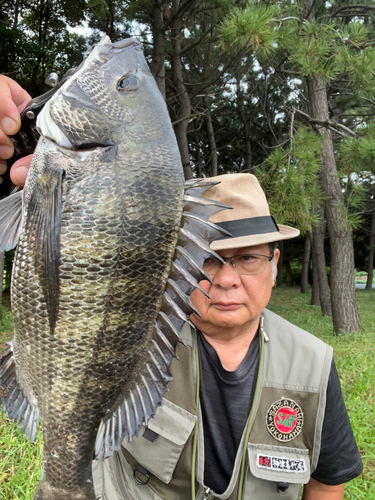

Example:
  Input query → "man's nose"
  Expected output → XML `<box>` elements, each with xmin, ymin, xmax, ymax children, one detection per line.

<box><xmin>212</xmin><ymin>260</ymin><xmax>242</xmax><ymax>288</ymax></box>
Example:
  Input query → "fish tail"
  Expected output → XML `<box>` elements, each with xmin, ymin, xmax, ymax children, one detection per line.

<box><xmin>33</xmin><ymin>481</ymin><xmax>96</xmax><ymax>500</ymax></box>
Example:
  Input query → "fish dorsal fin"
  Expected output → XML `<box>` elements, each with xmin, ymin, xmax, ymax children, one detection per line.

<box><xmin>95</xmin><ymin>179</ymin><xmax>231</xmax><ymax>460</ymax></box>
<box><xmin>0</xmin><ymin>342</ymin><xmax>39</xmax><ymax>441</ymax></box>
<box><xmin>0</xmin><ymin>190</ymin><xmax>23</xmax><ymax>252</ymax></box>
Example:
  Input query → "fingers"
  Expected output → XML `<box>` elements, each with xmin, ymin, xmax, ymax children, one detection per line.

<box><xmin>0</xmin><ymin>133</ymin><xmax>15</xmax><ymax>159</ymax></box>
<box><xmin>0</xmin><ymin>75</ymin><xmax>31</xmax><ymax>136</ymax></box>
<box><xmin>10</xmin><ymin>155</ymin><xmax>33</xmax><ymax>186</ymax></box>
<box><xmin>0</xmin><ymin>161</ymin><xmax>7</xmax><ymax>185</ymax></box>
<box><xmin>0</xmin><ymin>76</ymin><xmax>32</xmax><ymax>186</ymax></box>
<box><xmin>0</xmin><ymin>75</ymin><xmax>31</xmax><ymax>157</ymax></box>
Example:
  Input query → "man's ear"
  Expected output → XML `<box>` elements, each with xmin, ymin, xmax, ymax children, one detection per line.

<box><xmin>274</xmin><ymin>248</ymin><xmax>280</xmax><ymax>266</ymax></box>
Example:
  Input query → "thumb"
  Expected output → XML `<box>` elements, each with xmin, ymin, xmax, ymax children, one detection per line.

<box><xmin>10</xmin><ymin>154</ymin><xmax>33</xmax><ymax>186</ymax></box>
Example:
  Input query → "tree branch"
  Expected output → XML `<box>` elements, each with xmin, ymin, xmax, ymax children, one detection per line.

<box><xmin>293</xmin><ymin>107</ymin><xmax>358</xmax><ymax>137</ymax></box>
<box><xmin>190</xmin><ymin>52</ymin><xmax>243</xmax><ymax>101</ymax></box>
<box><xmin>163</xmin><ymin>0</ymin><xmax>196</xmax><ymax>31</ymax></box>
<box><xmin>331</xmin><ymin>4</ymin><xmax>375</xmax><ymax>18</ymax></box>
<box><xmin>277</xmin><ymin>68</ymin><xmax>302</xmax><ymax>76</ymax></box>
<box><xmin>172</xmin><ymin>112</ymin><xmax>203</xmax><ymax>126</ymax></box>
<box><xmin>181</xmin><ymin>23</ymin><xmax>218</xmax><ymax>55</ymax></box>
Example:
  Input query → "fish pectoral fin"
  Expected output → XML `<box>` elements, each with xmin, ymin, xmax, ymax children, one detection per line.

<box><xmin>0</xmin><ymin>342</ymin><xmax>39</xmax><ymax>441</ymax></box>
<box><xmin>0</xmin><ymin>190</ymin><xmax>23</xmax><ymax>252</ymax></box>
<box><xmin>25</xmin><ymin>169</ymin><xmax>64</xmax><ymax>332</ymax></box>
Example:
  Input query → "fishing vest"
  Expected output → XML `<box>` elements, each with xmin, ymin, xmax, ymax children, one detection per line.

<box><xmin>93</xmin><ymin>308</ymin><xmax>333</xmax><ymax>500</ymax></box>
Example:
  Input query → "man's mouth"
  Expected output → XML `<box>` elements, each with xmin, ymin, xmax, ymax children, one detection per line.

<box><xmin>213</xmin><ymin>302</ymin><xmax>241</xmax><ymax>310</ymax></box>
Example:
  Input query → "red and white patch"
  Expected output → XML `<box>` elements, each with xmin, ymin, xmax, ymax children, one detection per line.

<box><xmin>274</xmin><ymin>405</ymin><xmax>298</xmax><ymax>434</ymax></box>
<box><xmin>266</xmin><ymin>398</ymin><xmax>303</xmax><ymax>442</ymax></box>
<box><xmin>257</xmin><ymin>453</ymin><xmax>306</xmax><ymax>473</ymax></box>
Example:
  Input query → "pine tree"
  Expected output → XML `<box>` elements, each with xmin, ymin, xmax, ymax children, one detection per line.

<box><xmin>218</xmin><ymin>0</ymin><xmax>375</xmax><ymax>332</ymax></box>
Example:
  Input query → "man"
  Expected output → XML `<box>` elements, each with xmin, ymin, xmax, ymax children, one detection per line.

<box><xmin>0</xmin><ymin>76</ymin><xmax>363</xmax><ymax>499</ymax></box>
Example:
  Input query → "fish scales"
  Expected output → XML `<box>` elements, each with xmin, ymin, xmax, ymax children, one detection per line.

<box><xmin>0</xmin><ymin>37</ymin><xmax>230</xmax><ymax>499</ymax></box>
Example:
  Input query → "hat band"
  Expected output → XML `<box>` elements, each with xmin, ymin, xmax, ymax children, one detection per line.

<box><xmin>217</xmin><ymin>215</ymin><xmax>279</xmax><ymax>238</ymax></box>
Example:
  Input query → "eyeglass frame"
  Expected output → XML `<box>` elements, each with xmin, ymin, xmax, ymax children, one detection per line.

<box><xmin>203</xmin><ymin>252</ymin><xmax>275</xmax><ymax>276</ymax></box>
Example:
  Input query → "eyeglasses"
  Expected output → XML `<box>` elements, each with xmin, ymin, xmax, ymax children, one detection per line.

<box><xmin>203</xmin><ymin>253</ymin><xmax>274</xmax><ymax>276</ymax></box>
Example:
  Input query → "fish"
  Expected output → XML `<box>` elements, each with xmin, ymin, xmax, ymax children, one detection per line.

<box><xmin>0</xmin><ymin>36</ymin><xmax>230</xmax><ymax>499</ymax></box>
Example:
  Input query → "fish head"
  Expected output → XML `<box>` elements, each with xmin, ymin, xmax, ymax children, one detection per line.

<box><xmin>37</xmin><ymin>36</ymin><xmax>176</xmax><ymax>151</ymax></box>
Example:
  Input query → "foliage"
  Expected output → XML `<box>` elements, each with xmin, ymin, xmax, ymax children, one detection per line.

<box><xmin>0</xmin><ymin>0</ymin><xmax>88</xmax><ymax>95</ymax></box>
<box><xmin>339</xmin><ymin>122</ymin><xmax>375</xmax><ymax>176</ymax></box>
<box><xmin>218</xmin><ymin>1</ymin><xmax>281</xmax><ymax>58</ymax></box>
<box><xmin>219</xmin><ymin>1</ymin><xmax>375</xmax><ymax>90</ymax></box>
<box><xmin>257</xmin><ymin>126</ymin><xmax>323</xmax><ymax>234</ymax></box>
<box><xmin>341</xmin><ymin>175</ymin><xmax>367</xmax><ymax>230</ymax></box>
<box><xmin>3</xmin><ymin>251</ymin><xmax>14</xmax><ymax>293</ymax></box>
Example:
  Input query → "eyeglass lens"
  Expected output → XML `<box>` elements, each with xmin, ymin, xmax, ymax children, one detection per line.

<box><xmin>203</xmin><ymin>254</ymin><xmax>273</xmax><ymax>276</ymax></box>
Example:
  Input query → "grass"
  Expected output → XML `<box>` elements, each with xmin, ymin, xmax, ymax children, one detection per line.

<box><xmin>268</xmin><ymin>287</ymin><xmax>375</xmax><ymax>500</ymax></box>
<box><xmin>0</xmin><ymin>289</ymin><xmax>374</xmax><ymax>498</ymax></box>
<box><xmin>354</xmin><ymin>271</ymin><xmax>374</xmax><ymax>284</ymax></box>
<box><xmin>0</xmin><ymin>296</ymin><xmax>43</xmax><ymax>500</ymax></box>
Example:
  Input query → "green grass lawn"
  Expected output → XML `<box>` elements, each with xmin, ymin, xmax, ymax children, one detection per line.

<box><xmin>0</xmin><ymin>288</ymin><xmax>374</xmax><ymax>499</ymax></box>
<box><xmin>268</xmin><ymin>287</ymin><xmax>375</xmax><ymax>500</ymax></box>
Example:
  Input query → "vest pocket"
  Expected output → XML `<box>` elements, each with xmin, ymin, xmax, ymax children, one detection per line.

<box><xmin>248</xmin><ymin>443</ymin><xmax>311</xmax><ymax>483</ymax></box>
<box><xmin>242</xmin><ymin>444</ymin><xmax>310</xmax><ymax>499</ymax></box>
<box><xmin>123</xmin><ymin>397</ymin><xmax>197</xmax><ymax>484</ymax></box>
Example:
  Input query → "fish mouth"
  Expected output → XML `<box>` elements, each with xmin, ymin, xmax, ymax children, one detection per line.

<box><xmin>94</xmin><ymin>36</ymin><xmax>142</xmax><ymax>63</ymax></box>
<box><xmin>103</xmin><ymin>36</ymin><xmax>140</xmax><ymax>50</ymax></box>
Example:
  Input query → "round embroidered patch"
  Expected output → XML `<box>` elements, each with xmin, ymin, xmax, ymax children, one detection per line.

<box><xmin>266</xmin><ymin>398</ymin><xmax>304</xmax><ymax>442</ymax></box>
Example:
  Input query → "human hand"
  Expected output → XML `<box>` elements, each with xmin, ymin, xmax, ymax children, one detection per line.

<box><xmin>0</xmin><ymin>75</ymin><xmax>32</xmax><ymax>186</ymax></box>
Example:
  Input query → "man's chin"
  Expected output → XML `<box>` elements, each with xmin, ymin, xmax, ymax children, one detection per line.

<box><xmin>189</xmin><ymin>310</ymin><xmax>248</xmax><ymax>332</ymax></box>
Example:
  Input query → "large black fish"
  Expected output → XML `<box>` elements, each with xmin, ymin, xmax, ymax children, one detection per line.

<box><xmin>0</xmin><ymin>37</ymin><xmax>229</xmax><ymax>499</ymax></box>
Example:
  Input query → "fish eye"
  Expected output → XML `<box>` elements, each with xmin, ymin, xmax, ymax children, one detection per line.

<box><xmin>117</xmin><ymin>74</ymin><xmax>139</xmax><ymax>92</ymax></box>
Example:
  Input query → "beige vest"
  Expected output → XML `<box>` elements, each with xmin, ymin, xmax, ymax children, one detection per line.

<box><xmin>93</xmin><ymin>309</ymin><xmax>333</xmax><ymax>500</ymax></box>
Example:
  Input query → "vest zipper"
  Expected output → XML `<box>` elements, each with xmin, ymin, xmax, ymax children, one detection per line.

<box><xmin>237</xmin><ymin>326</ymin><xmax>265</xmax><ymax>500</ymax></box>
<box><xmin>202</xmin><ymin>487</ymin><xmax>214</xmax><ymax>499</ymax></box>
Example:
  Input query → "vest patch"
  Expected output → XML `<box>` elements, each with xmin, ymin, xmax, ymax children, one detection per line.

<box><xmin>256</xmin><ymin>453</ymin><xmax>306</xmax><ymax>473</ymax></box>
<box><xmin>266</xmin><ymin>398</ymin><xmax>303</xmax><ymax>442</ymax></box>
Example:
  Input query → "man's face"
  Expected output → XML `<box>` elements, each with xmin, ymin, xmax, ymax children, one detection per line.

<box><xmin>190</xmin><ymin>243</ymin><xmax>280</xmax><ymax>336</ymax></box>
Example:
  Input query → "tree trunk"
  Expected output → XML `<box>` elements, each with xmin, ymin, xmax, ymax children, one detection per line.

<box><xmin>311</xmin><ymin>236</ymin><xmax>321</xmax><ymax>306</ymax></box>
<box><xmin>171</xmin><ymin>0</ymin><xmax>193</xmax><ymax>180</ymax></box>
<box><xmin>366</xmin><ymin>205</ymin><xmax>375</xmax><ymax>290</ymax></box>
<box><xmin>303</xmin><ymin>0</ymin><xmax>361</xmax><ymax>333</ymax></box>
<box><xmin>194</xmin><ymin>130</ymin><xmax>203</xmax><ymax>177</ymax></box>
<box><xmin>285</xmin><ymin>242</ymin><xmax>292</xmax><ymax>286</ymax></box>
<box><xmin>204</xmin><ymin>95</ymin><xmax>218</xmax><ymax>177</ymax></box>
<box><xmin>276</xmin><ymin>240</ymin><xmax>284</xmax><ymax>287</ymax></box>
<box><xmin>301</xmin><ymin>235</ymin><xmax>311</xmax><ymax>293</ymax></box>
<box><xmin>312</xmin><ymin>212</ymin><xmax>332</xmax><ymax>316</ymax></box>
<box><xmin>13</xmin><ymin>0</ymin><xmax>20</xmax><ymax>29</ymax></box>
<box><xmin>236</xmin><ymin>78</ymin><xmax>252</xmax><ymax>172</ymax></box>
<box><xmin>149</xmin><ymin>2</ymin><xmax>166</xmax><ymax>99</ymax></box>
<box><xmin>307</xmin><ymin>76</ymin><xmax>361</xmax><ymax>332</ymax></box>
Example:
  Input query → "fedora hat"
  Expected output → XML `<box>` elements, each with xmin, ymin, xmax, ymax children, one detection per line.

<box><xmin>205</xmin><ymin>173</ymin><xmax>300</xmax><ymax>251</ymax></box>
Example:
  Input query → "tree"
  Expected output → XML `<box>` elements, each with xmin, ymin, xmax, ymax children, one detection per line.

<box><xmin>0</xmin><ymin>0</ymin><xmax>87</xmax><ymax>95</ymax></box>
<box><xmin>219</xmin><ymin>0</ymin><xmax>375</xmax><ymax>332</ymax></box>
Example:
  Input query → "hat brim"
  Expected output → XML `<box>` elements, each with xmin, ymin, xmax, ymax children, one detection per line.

<box><xmin>211</xmin><ymin>224</ymin><xmax>300</xmax><ymax>251</ymax></box>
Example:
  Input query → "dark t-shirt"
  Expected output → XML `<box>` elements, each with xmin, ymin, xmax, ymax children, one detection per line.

<box><xmin>197</xmin><ymin>330</ymin><xmax>363</xmax><ymax>495</ymax></box>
